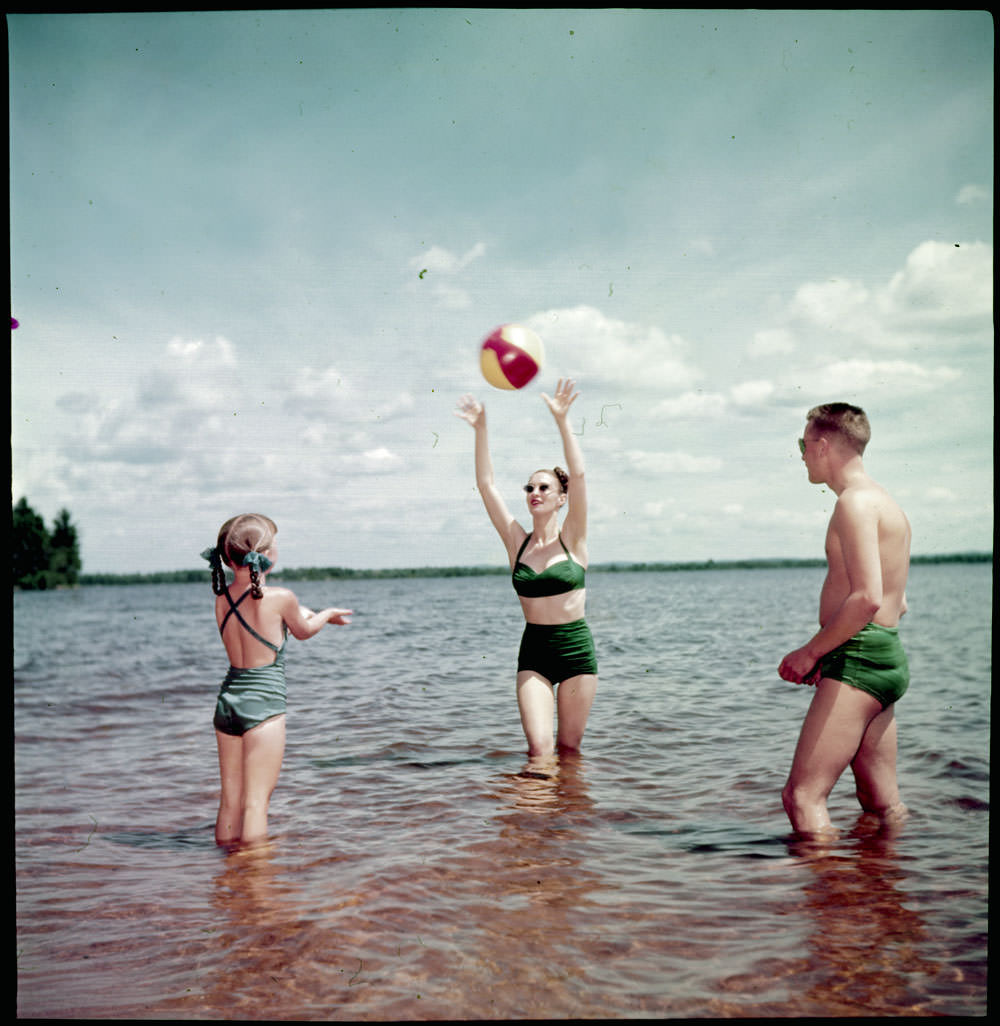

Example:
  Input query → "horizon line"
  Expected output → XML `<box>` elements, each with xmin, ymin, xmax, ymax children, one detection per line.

<box><xmin>72</xmin><ymin>550</ymin><xmax>993</xmax><ymax>586</ymax></box>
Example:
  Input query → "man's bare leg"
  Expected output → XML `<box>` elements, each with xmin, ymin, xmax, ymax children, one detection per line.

<box><xmin>782</xmin><ymin>677</ymin><xmax>883</xmax><ymax>835</ymax></box>
<box><xmin>851</xmin><ymin>702</ymin><xmax>906</xmax><ymax>823</ymax></box>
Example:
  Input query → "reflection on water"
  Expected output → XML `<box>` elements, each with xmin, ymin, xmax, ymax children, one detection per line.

<box><xmin>780</xmin><ymin>821</ymin><xmax>935</xmax><ymax>1017</ymax></box>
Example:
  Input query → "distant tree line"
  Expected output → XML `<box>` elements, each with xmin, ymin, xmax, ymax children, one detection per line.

<box><xmin>12</xmin><ymin>498</ymin><xmax>82</xmax><ymax>590</ymax></box>
<box><xmin>79</xmin><ymin>565</ymin><xmax>513</xmax><ymax>586</ymax></box>
<box><xmin>73</xmin><ymin>550</ymin><xmax>991</xmax><ymax>587</ymax></box>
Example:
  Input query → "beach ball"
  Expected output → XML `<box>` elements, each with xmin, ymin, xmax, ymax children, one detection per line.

<box><xmin>479</xmin><ymin>323</ymin><xmax>544</xmax><ymax>390</ymax></box>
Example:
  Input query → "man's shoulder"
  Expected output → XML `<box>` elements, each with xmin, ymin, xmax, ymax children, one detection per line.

<box><xmin>831</xmin><ymin>478</ymin><xmax>881</xmax><ymax>518</ymax></box>
<box><xmin>836</xmin><ymin>476</ymin><xmax>906</xmax><ymax>520</ymax></box>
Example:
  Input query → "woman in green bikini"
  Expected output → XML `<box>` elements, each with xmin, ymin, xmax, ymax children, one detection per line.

<box><xmin>455</xmin><ymin>379</ymin><xmax>598</xmax><ymax>763</ymax></box>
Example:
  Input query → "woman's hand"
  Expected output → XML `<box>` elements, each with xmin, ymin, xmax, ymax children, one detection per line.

<box><xmin>541</xmin><ymin>378</ymin><xmax>579</xmax><ymax>421</ymax></box>
<box><xmin>454</xmin><ymin>394</ymin><xmax>485</xmax><ymax>429</ymax></box>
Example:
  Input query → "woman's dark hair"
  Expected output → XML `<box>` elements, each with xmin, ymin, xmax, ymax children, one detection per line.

<box><xmin>532</xmin><ymin>466</ymin><xmax>570</xmax><ymax>493</ymax></box>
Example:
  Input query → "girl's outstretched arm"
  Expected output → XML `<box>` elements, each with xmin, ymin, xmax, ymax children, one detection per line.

<box><xmin>275</xmin><ymin>589</ymin><xmax>352</xmax><ymax>640</ymax></box>
<box><xmin>542</xmin><ymin>378</ymin><xmax>588</xmax><ymax>551</ymax></box>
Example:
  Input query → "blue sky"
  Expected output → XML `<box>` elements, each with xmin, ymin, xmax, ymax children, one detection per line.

<box><xmin>10</xmin><ymin>9</ymin><xmax>993</xmax><ymax>574</ymax></box>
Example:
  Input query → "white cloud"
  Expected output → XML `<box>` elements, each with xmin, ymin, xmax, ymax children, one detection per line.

<box><xmin>730</xmin><ymin>380</ymin><xmax>775</xmax><ymax>407</ymax></box>
<box><xmin>806</xmin><ymin>358</ymin><xmax>961</xmax><ymax>398</ymax></box>
<box><xmin>130</xmin><ymin>332</ymin><xmax>248</xmax><ymax>412</ymax></box>
<box><xmin>925</xmin><ymin>486</ymin><xmax>957</xmax><ymax>502</ymax></box>
<box><xmin>290</xmin><ymin>365</ymin><xmax>351</xmax><ymax>400</ymax></box>
<box><xmin>368</xmin><ymin>391</ymin><xmax>417</xmax><ymax>422</ymax></box>
<box><xmin>688</xmin><ymin>237</ymin><xmax>715</xmax><ymax>256</ymax></box>
<box><xmin>406</xmin><ymin>242</ymin><xmax>487</xmax><ymax>308</ymax></box>
<box><xmin>789</xmin><ymin>278</ymin><xmax>872</xmax><ymax>330</ymax></box>
<box><xmin>749</xmin><ymin>328</ymin><xmax>796</xmax><ymax>356</ymax></box>
<box><xmin>145</xmin><ymin>335</ymin><xmax>243</xmax><ymax>410</ymax></box>
<box><xmin>526</xmin><ymin>306</ymin><xmax>702</xmax><ymax>392</ymax></box>
<box><xmin>53</xmin><ymin>336</ymin><xmax>375</xmax><ymax>476</ymax></box>
<box><xmin>301</xmin><ymin>423</ymin><xmax>328</xmax><ymax>446</ymax></box>
<box><xmin>955</xmin><ymin>184</ymin><xmax>990</xmax><ymax>205</ymax></box>
<box><xmin>166</xmin><ymin>335</ymin><xmax>236</xmax><ymax>365</ymax></box>
<box><xmin>430</xmin><ymin>281</ymin><xmax>475</xmax><ymax>310</ymax></box>
<box><xmin>410</xmin><ymin>242</ymin><xmax>486</xmax><ymax>276</ymax></box>
<box><xmin>625</xmin><ymin>449</ymin><xmax>723</xmax><ymax>474</ymax></box>
<box><xmin>641</xmin><ymin>500</ymin><xmax>671</xmax><ymax>517</ymax></box>
<box><xmin>344</xmin><ymin>447</ymin><xmax>403</xmax><ymax>473</ymax></box>
<box><xmin>880</xmin><ymin>240</ymin><xmax>993</xmax><ymax>328</ymax></box>
<box><xmin>650</xmin><ymin>380</ymin><xmax>776</xmax><ymax>420</ymax></box>
<box><xmin>755</xmin><ymin>240</ymin><xmax>994</xmax><ymax>354</ymax></box>
<box><xmin>651</xmin><ymin>391</ymin><xmax>728</xmax><ymax>419</ymax></box>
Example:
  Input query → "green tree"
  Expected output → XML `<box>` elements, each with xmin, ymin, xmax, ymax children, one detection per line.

<box><xmin>12</xmin><ymin>497</ymin><xmax>51</xmax><ymax>589</ymax></box>
<box><xmin>49</xmin><ymin>508</ymin><xmax>82</xmax><ymax>586</ymax></box>
<box><xmin>12</xmin><ymin>500</ymin><xmax>84</xmax><ymax>589</ymax></box>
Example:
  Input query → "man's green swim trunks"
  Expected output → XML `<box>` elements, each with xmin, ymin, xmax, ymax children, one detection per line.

<box><xmin>819</xmin><ymin>622</ymin><xmax>909</xmax><ymax>708</ymax></box>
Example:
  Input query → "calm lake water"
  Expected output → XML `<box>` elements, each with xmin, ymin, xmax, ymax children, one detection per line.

<box><xmin>14</xmin><ymin>563</ymin><xmax>990</xmax><ymax>1018</ymax></box>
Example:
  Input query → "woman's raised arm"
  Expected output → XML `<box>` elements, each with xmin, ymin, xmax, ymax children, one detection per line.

<box><xmin>455</xmin><ymin>395</ymin><xmax>524</xmax><ymax>562</ymax></box>
<box><xmin>542</xmin><ymin>379</ymin><xmax>587</xmax><ymax>551</ymax></box>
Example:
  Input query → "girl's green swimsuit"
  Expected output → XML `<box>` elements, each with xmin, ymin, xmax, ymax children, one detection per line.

<box><xmin>213</xmin><ymin>587</ymin><xmax>288</xmax><ymax>737</ymax></box>
<box><xmin>512</xmin><ymin>534</ymin><xmax>598</xmax><ymax>683</ymax></box>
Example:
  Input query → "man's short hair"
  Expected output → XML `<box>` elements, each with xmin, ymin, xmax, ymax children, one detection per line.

<box><xmin>806</xmin><ymin>402</ymin><xmax>871</xmax><ymax>455</ymax></box>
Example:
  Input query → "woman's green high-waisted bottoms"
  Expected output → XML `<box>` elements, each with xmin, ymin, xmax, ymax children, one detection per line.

<box><xmin>517</xmin><ymin>618</ymin><xmax>598</xmax><ymax>685</ymax></box>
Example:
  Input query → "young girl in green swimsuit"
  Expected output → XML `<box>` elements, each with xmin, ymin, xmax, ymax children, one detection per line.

<box><xmin>202</xmin><ymin>514</ymin><xmax>352</xmax><ymax>846</ymax></box>
<box><xmin>455</xmin><ymin>379</ymin><xmax>598</xmax><ymax>765</ymax></box>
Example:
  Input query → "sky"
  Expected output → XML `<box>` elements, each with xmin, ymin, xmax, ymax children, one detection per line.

<box><xmin>9</xmin><ymin>9</ymin><xmax>994</xmax><ymax>574</ymax></box>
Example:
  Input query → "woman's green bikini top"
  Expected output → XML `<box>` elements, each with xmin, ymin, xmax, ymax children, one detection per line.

<box><xmin>512</xmin><ymin>534</ymin><xmax>586</xmax><ymax>598</ymax></box>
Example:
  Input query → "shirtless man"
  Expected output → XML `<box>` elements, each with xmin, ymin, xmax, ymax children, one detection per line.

<box><xmin>778</xmin><ymin>403</ymin><xmax>911</xmax><ymax>836</ymax></box>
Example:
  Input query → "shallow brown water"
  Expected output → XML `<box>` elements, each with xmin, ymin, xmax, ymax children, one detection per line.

<box><xmin>15</xmin><ymin>566</ymin><xmax>989</xmax><ymax>1017</ymax></box>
